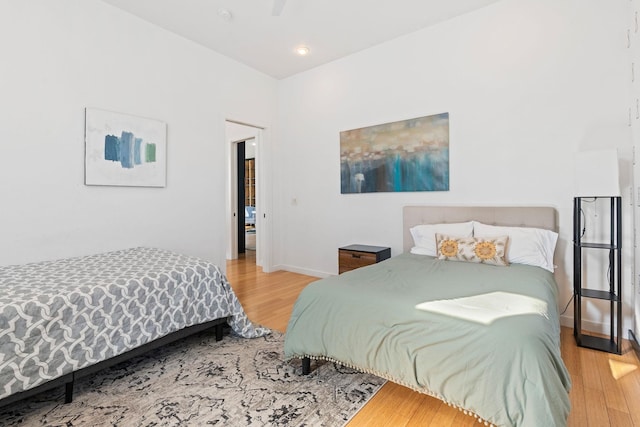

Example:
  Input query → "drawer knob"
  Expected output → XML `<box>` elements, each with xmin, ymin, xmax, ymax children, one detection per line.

<box><xmin>351</xmin><ymin>254</ymin><xmax>361</xmax><ymax>258</ymax></box>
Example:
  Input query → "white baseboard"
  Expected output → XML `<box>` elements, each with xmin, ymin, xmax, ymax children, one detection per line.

<box><xmin>560</xmin><ymin>314</ymin><xmax>612</xmax><ymax>336</ymax></box>
<box><xmin>271</xmin><ymin>264</ymin><xmax>333</xmax><ymax>279</ymax></box>
<box><xmin>559</xmin><ymin>315</ymin><xmax>573</xmax><ymax>329</ymax></box>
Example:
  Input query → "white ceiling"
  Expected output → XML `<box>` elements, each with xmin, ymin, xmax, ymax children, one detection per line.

<box><xmin>100</xmin><ymin>0</ymin><xmax>503</xmax><ymax>79</ymax></box>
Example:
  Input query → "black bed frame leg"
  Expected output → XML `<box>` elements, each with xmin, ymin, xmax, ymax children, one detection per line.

<box><xmin>302</xmin><ymin>357</ymin><xmax>311</xmax><ymax>375</ymax></box>
<box><xmin>215</xmin><ymin>323</ymin><xmax>223</xmax><ymax>341</ymax></box>
<box><xmin>64</xmin><ymin>380</ymin><xmax>74</xmax><ymax>403</ymax></box>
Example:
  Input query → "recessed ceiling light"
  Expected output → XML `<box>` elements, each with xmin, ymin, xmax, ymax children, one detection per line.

<box><xmin>218</xmin><ymin>8</ymin><xmax>233</xmax><ymax>22</ymax></box>
<box><xmin>295</xmin><ymin>46</ymin><xmax>310</xmax><ymax>56</ymax></box>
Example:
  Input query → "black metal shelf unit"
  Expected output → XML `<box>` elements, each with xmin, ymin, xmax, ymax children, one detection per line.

<box><xmin>573</xmin><ymin>196</ymin><xmax>622</xmax><ymax>354</ymax></box>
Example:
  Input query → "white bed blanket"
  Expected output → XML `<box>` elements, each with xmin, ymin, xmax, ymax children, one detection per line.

<box><xmin>416</xmin><ymin>291</ymin><xmax>548</xmax><ymax>325</ymax></box>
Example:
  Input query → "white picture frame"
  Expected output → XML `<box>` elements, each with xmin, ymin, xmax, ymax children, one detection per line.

<box><xmin>85</xmin><ymin>108</ymin><xmax>167</xmax><ymax>187</ymax></box>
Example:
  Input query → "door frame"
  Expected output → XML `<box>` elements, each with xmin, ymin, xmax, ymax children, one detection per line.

<box><xmin>225</xmin><ymin>119</ymin><xmax>272</xmax><ymax>271</ymax></box>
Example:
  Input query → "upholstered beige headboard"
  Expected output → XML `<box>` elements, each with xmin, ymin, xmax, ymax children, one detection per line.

<box><xmin>403</xmin><ymin>206</ymin><xmax>558</xmax><ymax>253</ymax></box>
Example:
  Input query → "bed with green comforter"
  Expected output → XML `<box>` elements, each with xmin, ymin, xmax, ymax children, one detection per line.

<box><xmin>284</xmin><ymin>253</ymin><xmax>571</xmax><ymax>427</ymax></box>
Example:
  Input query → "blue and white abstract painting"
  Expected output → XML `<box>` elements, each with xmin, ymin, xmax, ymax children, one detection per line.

<box><xmin>340</xmin><ymin>113</ymin><xmax>449</xmax><ymax>194</ymax></box>
<box><xmin>85</xmin><ymin>108</ymin><xmax>167</xmax><ymax>187</ymax></box>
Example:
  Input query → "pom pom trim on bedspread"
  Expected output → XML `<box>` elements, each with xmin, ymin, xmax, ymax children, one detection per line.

<box><xmin>288</xmin><ymin>354</ymin><xmax>495</xmax><ymax>427</ymax></box>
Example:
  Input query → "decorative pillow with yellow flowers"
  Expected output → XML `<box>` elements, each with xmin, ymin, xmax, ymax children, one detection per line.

<box><xmin>435</xmin><ymin>233</ymin><xmax>510</xmax><ymax>267</ymax></box>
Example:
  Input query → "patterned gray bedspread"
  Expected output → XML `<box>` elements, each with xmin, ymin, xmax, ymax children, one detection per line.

<box><xmin>0</xmin><ymin>247</ymin><xmax>269</xmax><ymax>400</ymax></box>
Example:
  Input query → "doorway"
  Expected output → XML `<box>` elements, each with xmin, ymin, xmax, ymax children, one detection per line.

<box><xmin>237</xmin><ymin>139</ymin><xmax>256</xmax><ymax>254</ymax></box>
<box><xmin>225</xmin><ymin>120</ymin><xmax>270</xmax><ymax>271</ymax></box>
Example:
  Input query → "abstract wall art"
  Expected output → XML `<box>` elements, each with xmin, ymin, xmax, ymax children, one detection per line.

<box><xmin>85</xmin><ymin>108</ymin><xmax>167</xmax><ymax>187</ymax></box>
<box><xmin>340</xmin><ymin>113</ymin><xmax>449</xmax><ymax>194</ymax></box>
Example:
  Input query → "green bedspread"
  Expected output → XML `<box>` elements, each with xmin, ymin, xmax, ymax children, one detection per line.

<box><xmin>284</xmin><ymin>253</ymin><xmax>571</xmax><ymax>427</ymax></box>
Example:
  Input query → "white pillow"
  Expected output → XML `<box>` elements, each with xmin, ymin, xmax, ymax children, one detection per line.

<box><xmin>410</xmin><ymin>222</ymin><xmax>474</xmax><ymax>256</ymax></box>
<box><xmin>472</xmin><ymin>221</ymin><xmax>558</xmax><ymax>272</ymax></box>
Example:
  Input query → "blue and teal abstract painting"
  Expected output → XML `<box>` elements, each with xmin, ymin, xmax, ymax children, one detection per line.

<box><xmin>85</xmin><ymin>108</ymin><xmax>166</xmax><ymax>187</ymax></box>
<box><xmin>103</xmin><ymin>131</ymin><xmax>157</xmax><ymax>169</ymax></box>
<box><xmin>340</xmin><ymin>113</ymin><xmax>449</xmax><ymax>194</ymax></box>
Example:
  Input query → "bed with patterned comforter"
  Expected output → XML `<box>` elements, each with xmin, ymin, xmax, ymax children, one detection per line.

<box><xmin>0</xmin><ymin>247</ymin><xmax>268</xmax><ymax>404</ymax></box>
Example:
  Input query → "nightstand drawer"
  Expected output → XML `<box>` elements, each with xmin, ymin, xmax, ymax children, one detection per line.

<box><xmin>338</xmin><ymin>244</ymin><xmax>391</xmax><ymax>274</ymax></box>
<box><xmin>339</xmin><ymin>251</ymin><xmax>377</xmax><ymax>271</ymax></box>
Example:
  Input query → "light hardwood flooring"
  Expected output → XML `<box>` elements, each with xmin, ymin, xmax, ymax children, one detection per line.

<box><xmin>227</xmin><ymin>252</ymin><xmax>640</xmax><ymax>427</ymax></box>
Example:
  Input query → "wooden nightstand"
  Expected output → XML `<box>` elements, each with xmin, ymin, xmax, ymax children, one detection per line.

<box><xmin>338</xmin><ymin>244</ymin><xmax>391</xmax><ymax>274</ymax></box>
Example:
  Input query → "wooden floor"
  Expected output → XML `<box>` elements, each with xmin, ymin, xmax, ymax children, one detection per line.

<box><xmin>227</xmin><ymin>252</ymin><xmax>640</xmax><ymax>426</ymax></box>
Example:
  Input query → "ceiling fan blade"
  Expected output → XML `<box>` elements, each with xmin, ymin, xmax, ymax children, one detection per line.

<box><xmin>272</xmin><ymin>0</ymin><xmax>286</xmax><ymax>16</ymax></box>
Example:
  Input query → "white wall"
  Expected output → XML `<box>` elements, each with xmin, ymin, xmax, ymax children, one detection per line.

<box><xmin>630</xmin><ymin>0</ymin><xmax>640</xmax><ymax>342</ymax></box>
<box><xmin>0</xmin><ymin>0</ymin><xmax>277</xmax><ymax>271</ymax></box>
<box><xmin>274</xmin><ymin>0</ymin><xmax>633</xmax><ymax>332</ymax></box>
<box><xmin>0</xmin><ymin>0</ymin><xmax>633</xmax><ymax>335</ymax></box>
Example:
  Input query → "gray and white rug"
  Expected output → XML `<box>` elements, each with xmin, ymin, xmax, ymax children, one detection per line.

<box><xmin>0</xmin><ymin>330</ymin><xmax>386</xmax><ymax>426</ymax></box>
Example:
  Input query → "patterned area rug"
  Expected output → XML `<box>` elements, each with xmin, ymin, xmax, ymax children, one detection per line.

<box><xmin>0</xmin><ymin>330</ymin><xmax>386</xmax><ymax>426</ymax></box>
